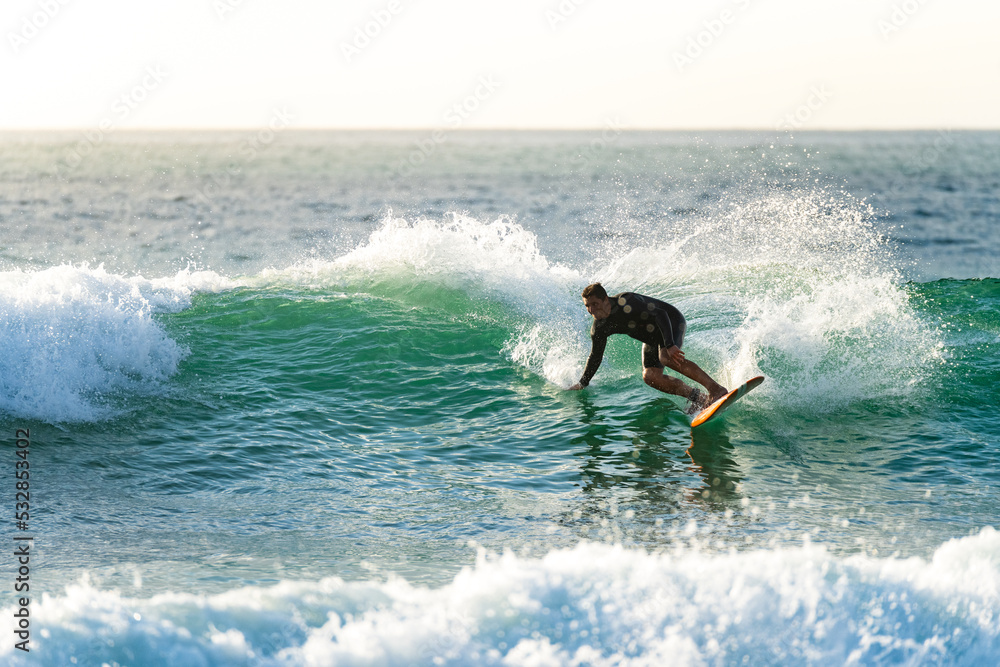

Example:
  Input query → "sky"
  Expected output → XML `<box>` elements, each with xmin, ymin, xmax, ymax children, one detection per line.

<box><xmin>2</xmin><ymin>0</ymin><xmax>998</xmax><ymax>130</ymax></box>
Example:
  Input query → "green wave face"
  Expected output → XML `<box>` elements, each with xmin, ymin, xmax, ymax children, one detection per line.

<box><xmin>913</xmin><ymin>278</ymin><xmax>1000</xmax><ymax>407</ymax></box>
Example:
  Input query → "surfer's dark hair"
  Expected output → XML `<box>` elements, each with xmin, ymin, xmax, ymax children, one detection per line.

<box><xmin>582</xmin><ymin>283</ymin><xmax>608</xmax><ymax>300</ymax></box>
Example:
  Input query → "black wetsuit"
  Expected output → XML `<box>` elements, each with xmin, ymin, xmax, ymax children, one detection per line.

<box><xmin>578</xmin><ymin>292</ymin><xmax>686</xmax><ymax>387</ymax></box>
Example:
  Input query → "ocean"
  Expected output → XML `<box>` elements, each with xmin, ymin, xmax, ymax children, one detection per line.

<box><xmin>1</xmin><ymin>130</ymin><xmax>998</xmax><ymax>665</ymax></box>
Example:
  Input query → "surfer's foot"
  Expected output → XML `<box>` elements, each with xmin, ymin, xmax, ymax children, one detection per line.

<box><xmin>707</xmin><ymin>385</ymin><xmax>729</xmax><ymax>404</ymax></box>
<box><xmin>685</xmin><ymin>388</ymin><xmax>710</xmax><ymax>416</ymax></box>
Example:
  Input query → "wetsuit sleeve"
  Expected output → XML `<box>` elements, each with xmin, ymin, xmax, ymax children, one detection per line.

<box><xmin>579</xmin><ymin>332</ymin><xmax>607</xmax><ymax>387</ymax></box>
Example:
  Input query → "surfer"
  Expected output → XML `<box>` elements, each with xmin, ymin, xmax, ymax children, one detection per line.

<box><xmin>568</xmin><ymin>283</ymin><xmax>728</xmax><ymax>412</ymax></box>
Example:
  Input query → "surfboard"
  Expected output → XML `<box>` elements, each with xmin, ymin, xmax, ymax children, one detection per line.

<box><xmin>690</xmin><ymin>376</ymin><xmax>765</xmax><ymax>428</ymax></box>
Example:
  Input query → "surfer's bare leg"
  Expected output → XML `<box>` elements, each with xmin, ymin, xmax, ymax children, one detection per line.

<box><xmin>660</xmin><ymin>347</ymin><xmax>728</xmax><ymax>402</ymax></box>
<box><xmin>641</xmin><ymin>366</ymin><xmax>697</xmax><ymax>399</ymax></box>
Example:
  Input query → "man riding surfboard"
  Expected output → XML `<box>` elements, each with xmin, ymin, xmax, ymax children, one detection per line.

<box><xmin>567</xmin><ymin>283</ymin><xmax>727</xmax><ymax>413</ymax></box>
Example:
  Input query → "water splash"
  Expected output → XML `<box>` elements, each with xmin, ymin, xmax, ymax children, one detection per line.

<box><xmin>6</xmin><ymin>529</ymin><xmax>999</xmax><ymax>666</ymax></box>
<box><xmin>588</xmin><ymin>190</ymin><xmax>942</xmax><ymax>407</ymax></box>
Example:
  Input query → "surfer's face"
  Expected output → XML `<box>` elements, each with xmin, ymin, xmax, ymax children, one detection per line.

<box><xmin>583</xmin><ymin>296</ymin><xmax>612</xmax><ymax>320</ymax></box>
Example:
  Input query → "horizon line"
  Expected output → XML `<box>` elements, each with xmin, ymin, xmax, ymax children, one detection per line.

<box><xmin>0</xmin><ymin>126</ymin><xmax>991</xmax><ymax>133</ymax></box>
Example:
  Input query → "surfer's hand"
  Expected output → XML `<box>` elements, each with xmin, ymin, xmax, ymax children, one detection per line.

<box><xmin>568</xmin><ymin>383</ymin><xmax>583</xmax><ymax>391</ymax></box>
<box><xmin>665</xmin><ymin>345</ymin><xmax>685</xmax><ymax>366</ymax></box>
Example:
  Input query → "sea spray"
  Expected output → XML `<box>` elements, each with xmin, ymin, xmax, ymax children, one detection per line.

<box><xmin>4</xmin><ymin>529</ymin><xmax>998</xmax><ymax>666</ymax></box>
<box><xmin>588</xmin><ymin>191</ymin><xmax>942</xmax><ymax>405</ymax></box>
<box><xmin>252</xmin><ymin>197</ymin><xmax>942</xmax><ymax>402</ymax></box>
<box><xmin>265</xmin><ymin>211</ymin><xmax>578</xmax><ymax>307</ymax></box>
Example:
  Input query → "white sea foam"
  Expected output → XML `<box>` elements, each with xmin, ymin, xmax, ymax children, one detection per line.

<box><xmin>256</xmin><ymin>211</ymin><xmax>590</xmax><ymax>388</ymax></box>
<box><xmin>731</xmin><ymin>273</ymin><xmax>943</xmax><ymax>409</ymax></box>
<box><xmin>261</xmin><ymin>211</ymin><xmax>578</xmax><ymax>305</ymax></box>
<box><xmin>4</xmin><ymin>529</ymin><xmax>998</xmax><ymax>666</ymax></box>
<box><xmin>588</xmin><ymin>192</ymin><xmax>943</xmax><ymax>406</ymax></box>
<box><xmin>715</xmin><ymin>196</ymin><xmax>942</xmax><ymax>408</ymax></box>
<box><xmin>0</xmin><ymin>264</ymin><xmax>236</xmax><ymax>422</ymax></box>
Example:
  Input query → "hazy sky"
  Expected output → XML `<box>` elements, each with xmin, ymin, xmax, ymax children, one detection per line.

<box><xmin>2</xmin><ymin>0</ymin><xmax>998</xmax><ymax>129</ymax></box>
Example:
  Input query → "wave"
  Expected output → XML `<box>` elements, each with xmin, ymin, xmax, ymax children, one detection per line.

<box><xmin>252</xmin><ymin>198</ymin><xmax>943</xmax><ymax>406</ymax></box>
<box><xmin>252</xmin><ymin>211</ymin><xmax>590</xmax><ymax>388</ymax></box>
<box><xmin>5</xmin><ymin>529</ymin><xmax>999</xmax><ymax>666</ymax></box>
<box><xmin>253</xmin><ymin>211</ymin><xmax>582</xmax><ymax>323</ymax></box>
<box><xmin>257</xmin><ymin>204</ymin><xmax>969</xmax><ymax>412</ymax></box>
<box><xmin>0</xmin><ymin>264</ymin><xmax>234</xmax><ymax>422</ymax></box>
<box><xmin>1</xmin><ymin>197</ymin><xmax>949</xmax><ymax>423</ymax></box>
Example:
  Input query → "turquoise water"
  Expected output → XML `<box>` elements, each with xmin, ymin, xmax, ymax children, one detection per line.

<box><xmin>1</xmin><ymin>132</ymin><xmax>999</xmax><ymax>665</ymax></box>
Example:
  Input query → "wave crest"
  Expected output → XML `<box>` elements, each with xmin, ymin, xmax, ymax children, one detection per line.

<box><xmin>0</xmin><ymin>264</ymin><xmax>233</xmax><ymax>422</ymax></box>
<box><xmin>6</xmin><ymin>529</ymin><xmax>999</xmax><ymax>666</ymax></box>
